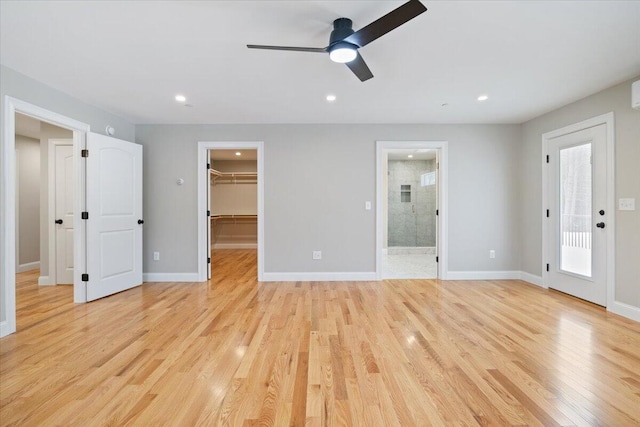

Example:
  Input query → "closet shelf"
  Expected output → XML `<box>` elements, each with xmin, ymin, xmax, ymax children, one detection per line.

<box><xmin>209</xmin><ymin>168</ymin><xmax>257</xmax><ymax>184</ymax></box>
<box><xmin>210</xmin><ymin>214</ymin><xmax>257</xmax><ymax>221</ymax></box>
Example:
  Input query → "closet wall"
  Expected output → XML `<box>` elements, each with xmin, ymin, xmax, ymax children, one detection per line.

<box><xmin>210</xmin><ymin>159</ymin><xmax>257</xmax><ymax>248</ymax></box>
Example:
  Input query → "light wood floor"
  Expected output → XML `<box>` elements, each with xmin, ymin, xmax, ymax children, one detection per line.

<box><xmin>1</xmin><ymin>250</ymin><xmax>639</xmax><ymax>426</ymax></box>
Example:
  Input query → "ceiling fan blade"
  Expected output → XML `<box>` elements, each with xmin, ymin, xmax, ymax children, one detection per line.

<box><xmin>247</xmin><ymin>44</ymin><xmax>327</xmax><ymax>53</ymax></box>
<box><xmin>345</xmin><ymin>52</ymin><xmax>374</xmax><ymax>82</ymax></box>
<box><xmin>343</xmin><ymin>0</ymin><xmax>427</xmax><ymax>48</ymax></box>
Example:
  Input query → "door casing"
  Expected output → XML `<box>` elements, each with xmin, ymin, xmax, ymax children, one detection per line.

<box><xmin>1</xmin><ymin>96</ymin><xmax>89</xmax><ymax>337</ymax></box>
<box><xmin>542</xmin><ymin>112</ymin><xmax>615</xmax><ymax>307</ymax></box>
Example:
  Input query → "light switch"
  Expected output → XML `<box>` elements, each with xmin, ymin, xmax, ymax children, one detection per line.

<box><xmin>365</xmin><ymin>201</ymin><xmax>372</xmax><ymax>210</ymax></box>
<box><xmin>619</xmin><ymin>198</ymin><xmax>636</xmax><ymax>211</ymax></box>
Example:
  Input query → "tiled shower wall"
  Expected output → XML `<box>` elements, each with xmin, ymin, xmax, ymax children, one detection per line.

<box><xmin>388</xmin><ymin>160</ymin><xmax>437</xmax><ymax>247</ymax></box>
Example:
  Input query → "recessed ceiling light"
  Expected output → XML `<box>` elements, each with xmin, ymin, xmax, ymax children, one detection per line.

<box><xmin>326</xmin><ymin>94</ymin><xmax>337</xmax><ymax>102</ymax></box>
<box><xmin>477</xmin><ymin>94</ymin><xmax>489</xmax><ymax>102</ymax></box>
<box><xmin>235</xmin><ymin>152</ymin><xmax>242</xmax><ymax>156</ymax></box>
<box><xmin>175</xmin><ymin>94</ymin><xmax>186</xmax><ymax>103</ymax></box>
<box><xmin>407</xmin><ymin>154</ymin><xmax>413</xmax><ymax>158</ymax></box>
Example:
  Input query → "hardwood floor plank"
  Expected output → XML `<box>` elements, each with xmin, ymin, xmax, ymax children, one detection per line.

<box><xmin>2</xmin><ymin>251</ymin><xmax>639</xmax><ymax>426</ymax></box>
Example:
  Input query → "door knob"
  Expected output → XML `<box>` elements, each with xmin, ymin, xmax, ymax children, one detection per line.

<box><xmin>596</xmin><ymin>222</ymin><xmax>605</xmax><ymax>229</ymax></box>
<box><xmin>55</xmin><ymin>219</ymin><xmax>63</xmax><ymax>224</ymax></box>
<box><xmin>138</xmin><ymin>219</ymin><xmax>144</xmax><ymax>225</ymax></box>
<box><xmin>599</xmin><ymin>210</ymin><xmax>605</xmax><ymax>216</ymax></box>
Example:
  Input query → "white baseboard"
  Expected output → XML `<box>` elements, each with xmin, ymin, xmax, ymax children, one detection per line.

<box><xmin>0</xmin><ymin>320</ymin><xmax>14</xmax><ymax>338</ymax></box>
<box><xmin>142</xmin><ymin>273</ymin><xmax>201</xmax><ymax>283</ymax></box>
<box><xmin>446</xmin><ymin>270</ymin><xmax>522</xmax><ymax>280</ymax></box>
<box><xmin>17</xmin><ymin>261</ymin><xmax>40</xmax><ymax>273</ymax></box>
<box><xmin>608</xmin><ymin>301</ymin><xmax>640</xmax><ymax>322</ymax></box>
<box><xmin>519</xmin><ymin>271</ymin><xmax>544</xmax><ymax>287</ymax></box>
<box><xmin>262</xmin><ymin>272</ymin><xmax>377</xmax><ymax>282</ymax></box>
<box><xmin>38</xmin><ymin>276</ymin><xmax>54</xmax><ymax>286</ymax></box>
<box><xmin>212</xmin><ymin>243</ymin><xmax>257</xmax><ymax>249</ymax></box>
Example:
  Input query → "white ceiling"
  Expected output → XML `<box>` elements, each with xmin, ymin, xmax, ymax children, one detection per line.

<box><xmin>1</xmin><ymin>1</ymin><xmax>639</xmax><ymax>125</ymax></box>
<box><xmin>387</xmin><ymin>149</ymin><xmax>436</xmax><ymax>160</ymax></box>
<box><xmin>210</xmin><ymin>149</ymin><xmax>257</xmax><ymax>161</ymax></box>
<box><xmin>15</xmin><ymin>113</ymin><xmax>42</xmax><ymax>140</ymax></box>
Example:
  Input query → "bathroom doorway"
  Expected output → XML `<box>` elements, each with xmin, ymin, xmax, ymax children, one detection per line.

<box><xmin>376</xmin><ymin>141</ymin><xmax>448</xmax><ymax>280</ymax></box>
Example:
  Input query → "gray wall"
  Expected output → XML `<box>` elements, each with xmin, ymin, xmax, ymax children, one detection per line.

<box><xmin>388</xmin><ymin>160</ymin><xmax>436</xmax><ymax>247</ymax></box>
<box><xmin>15</xmin><ymin>135</ymin><xmax>40</xmax><ymax>267</ymax></box>
<box><xmin>521</xmin><ymin>76</ymin><xmax>640</xmax><ymax>307</ymax></box>
<box><xmin>1</xmin><ymin>66</ymin><xmax>135</xmax><ymax>141</ymax></box>
<box><xmin>136</xmin><ymin>124</ymin><xmax>521</xmax><ymax>274</ymax></box>
<box><xmin>1</xmin><ymin>65</ymin><xmax>135</xmax><ymax>323</ymax></box>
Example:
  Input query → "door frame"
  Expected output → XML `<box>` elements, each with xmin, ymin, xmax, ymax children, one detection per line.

<box><xmin>376</xmin><ymin>141</ymin><xmax>449</xmax><ymax>280</ymax></box>
<box><xmin>197</xmin><ymin>141</ymin><xmax>265</xmax><ymax>282</ymax></box>
<box><xmin>1</xmin><ymin>96</ymin><xmax>89</xmax><ymax>337</ymax></box>
<box><xmin>47</xmin><ymin>138</ymin><xmax>73</xmax><ymax>286</ymax></box>
<box><xmin>541</xmin><ymin>112</ymin><xmax>615</xmax><ymax>306</ymax></box>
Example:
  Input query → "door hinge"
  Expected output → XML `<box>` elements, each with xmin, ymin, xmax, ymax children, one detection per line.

<box><xmin>82</xmin><ymin>273</ymin><xmax>89</xmax><ymax>281</ymax></box>
<box><xmin>81</xmin><ymin>211</ymin><xmax>89</xmax><ymax>220</ymax></box>
<box><xmin>436</xmin><ymin>256</ymin><xmax>439</xmax><ymax>263</ymax></box>
<box><xmin>436</xmin><ymin>209</ymin><xmax>439</xmax><ymax>216</ymax></box>
<box><xmin>546</xmin><ymin>155</ymin><xmax>549</xmax><ymax>163</ymax></box>
<box><xmin>546</xmin><ymin>263</ymin><xmax>550</xmax><ymax>272</ymax></box>
<box><xmin>207</xmin><ymin>257</ymin><xmax>211</xmax><ymax>264</ymax></box>
<box><xmin>207</xmin><ymin>162</ymin><xmax>210</xmax><ymax>169</ymax></box>
<box><xmin>207</xmin><ymin>210</ymin><xmax>210</xmax><ymax>217</ymax></box>
<box><xmin>546</xmin><ymin>209</ymin><xmax>549</xmax><ymax>218</ymax></box>
<box><xmin>81</xmin><ymin>149</ymin><xmax>89</xmax><ymax>158</ymax></box>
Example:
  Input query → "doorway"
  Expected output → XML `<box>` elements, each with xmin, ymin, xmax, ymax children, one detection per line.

<box><xmin>376</xmin><ymin>141</ymin><xmax>449</xmax><ymax>280</ymax></box>
<box><xmin>1</xmin><ymin>98</ymin><xmax>89</xmax><ymax>337</ymax></box>
<box><xmin>197</xmin><ymin>141</ymin><xmax>265</xmax><ymax>282</ymax></box>
<box><xmin>15</xmin><ymin>113</ymin><xmax>74</xmax><ymax>287</ymax></box>
<box><xmin>542</xmin><ymin>113</ymin><xmax>615</xmax><ymax>306</ymax></box>
<box><xmin>208</xmin><ymin>149</ymin><xmax>258</xmax><ymax>280</ymax></box>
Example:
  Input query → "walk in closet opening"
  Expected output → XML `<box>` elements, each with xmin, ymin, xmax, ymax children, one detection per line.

<box><xmin>207</xmin><ymin>149</ymin><xmax>258</xmax><ymax>280</ymax></box>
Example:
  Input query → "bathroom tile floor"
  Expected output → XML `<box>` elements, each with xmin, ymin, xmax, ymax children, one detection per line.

<box><xmin>383</xmin><ymin>253</ymin><xmax>437</xmax><ymax>279</ymax></box>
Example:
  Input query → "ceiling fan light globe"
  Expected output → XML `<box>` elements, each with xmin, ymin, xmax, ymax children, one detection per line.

<box><xmin>329</xmin><ymin>45</ymin><xmax>357</xmax><ymax>63</ymax></box>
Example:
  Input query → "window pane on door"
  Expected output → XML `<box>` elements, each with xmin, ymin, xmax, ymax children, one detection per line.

<box><xmin>559</xmin><ymin>143</ymin><xmax>592</xmax><ymax>277</ymax></box>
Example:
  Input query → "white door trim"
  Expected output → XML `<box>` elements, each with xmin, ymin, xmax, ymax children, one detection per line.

<box><xmin>542</xmin><ymin>112</ymin><xmax>618</xmax><ymax>310</ymax></box>
<box><xmin>376</xmin><ymin>141</ymin><xmax>449</xmax><ymax>280</ymax></box>
<box><xmin>197</xmin><ymin>141</ymin><xmax>265</xmax><ymax>282</ymax></box>
<box><xmin>1</xmin><ymin>96</ymin><xmax>89</xmax><ymax>337</ymax></box>
<box><xmin>47</xmin><ymin>138</ymin><xmax>73</xmax><ymax>286</ymax></box>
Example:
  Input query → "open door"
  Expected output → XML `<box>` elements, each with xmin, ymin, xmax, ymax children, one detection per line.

<box><xmin>86</xmin><ymin>132</ymin><xmax>143</xmax><ymax>301</ymax></box>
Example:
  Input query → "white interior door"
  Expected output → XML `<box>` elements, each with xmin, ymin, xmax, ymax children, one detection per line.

<box><xmin>55</xmin><ymin>144</ymin><xmax>74</xmax><ymax>284</ymax></box>
<box><xmin>546</xmin><ymin>124</ymin><xmax>608</xmax><ymax>305</ymax></box>
<box><xmin>86</xmin><ymin>133</ymin><xmax>143</xmax><ymax>301</ymax></box>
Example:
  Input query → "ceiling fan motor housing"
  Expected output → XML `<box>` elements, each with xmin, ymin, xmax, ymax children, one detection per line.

<box><xmin>329</xmin><ymin>18</ymin><xmax>355</xmax><ymax>46</ymax></box>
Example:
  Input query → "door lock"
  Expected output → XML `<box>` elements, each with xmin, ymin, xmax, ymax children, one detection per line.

<box><xmin>596</xmin><ymin>222</ymin><xmax>605</xmax><ymax>229</ymax></box>
<box><xmin>55</xmin><ymin>219</ymin><xmax>63</xmax><ymax>224</ymax></box>
<box><xmin>599</xmin><ymin>210</ymin><xmax>605</xmax><ymax>216</ymax></box>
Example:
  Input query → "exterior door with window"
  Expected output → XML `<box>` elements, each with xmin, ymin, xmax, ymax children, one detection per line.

<box><xmin>546</xmin><ymin>124</ymin><xmax>608</xmax><ymax>305</ymax></box>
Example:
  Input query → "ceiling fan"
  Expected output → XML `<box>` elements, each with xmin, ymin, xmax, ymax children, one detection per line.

<box><xmin>247</xmin><ymin>0</ymin><xmax>427</xmax><ymax>82</ymax></box>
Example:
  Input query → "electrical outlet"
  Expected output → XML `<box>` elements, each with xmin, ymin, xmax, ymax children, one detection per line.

<box><xmin>489</xmin><ymin>250</ymin><xmax>495</xmax><ymax>259</ymax></box>
<box><xmin>153</xmin><ymin>251</ymin><xmax>160</xmax><ymax>261</ymax></box>
<box><xmin>312</xmin><ymin>251</ymin><xmax>322</xmax><ymax>260</ymax></box>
